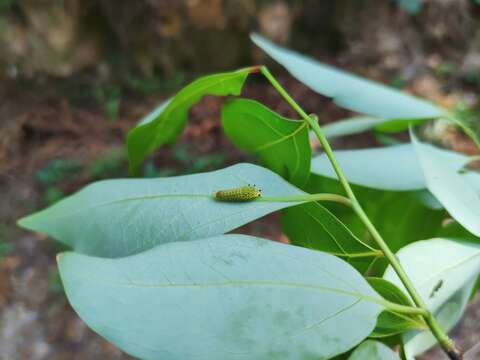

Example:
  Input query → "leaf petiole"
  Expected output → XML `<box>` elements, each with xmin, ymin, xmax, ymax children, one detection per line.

<box><xmin>258</xmin><ymin>193</ymin><xmax>352</xmax><ymax>207</ymax></box>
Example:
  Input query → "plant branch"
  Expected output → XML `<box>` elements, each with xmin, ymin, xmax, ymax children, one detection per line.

<box><xmin>260</xmin><ymin>65</ymin><xmax>463</xmax><ymax>360</ymax></box>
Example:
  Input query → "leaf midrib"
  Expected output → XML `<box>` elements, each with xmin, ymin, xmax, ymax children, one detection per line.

<box><xmin>69</xmin><ymin>275</ymin><xmax>385</xmax><ymax>308</ymax></box>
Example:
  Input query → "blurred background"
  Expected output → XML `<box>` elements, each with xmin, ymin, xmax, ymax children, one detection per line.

<box><xmin>1</xmin><ymin>0</ymin><xmax>480</xmax><ymax>359</ymax></box>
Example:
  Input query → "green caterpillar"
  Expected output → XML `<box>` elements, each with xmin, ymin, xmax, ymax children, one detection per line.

<box><xmin>429</xmin><ymin>279</ymin><xmax>443</xmax><ymax>298</ymax></box>
<box><xmin>214</xmin><ymin>184</ymin><xmax>262</xmax><ymax>202</ymax></box>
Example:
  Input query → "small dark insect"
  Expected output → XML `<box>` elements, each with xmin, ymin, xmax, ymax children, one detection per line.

<box><xmin>214</xmin><ymin>184</ymin><xmax>262</xmax><ymax>202</ymax></box>
<box><xmin>429</xmin><ymin>279</ymin><xmax>444</xmax><ymax>298</ymax></box>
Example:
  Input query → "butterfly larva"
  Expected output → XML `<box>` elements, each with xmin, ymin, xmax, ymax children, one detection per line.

<box><xmin>214</xmin><ymin>184</ymin><xmax>262</xmax><ymax>202</ymax></box>
<box><xmin>429</xmin><ymin>279</ymin><xmax>443</xmax><ymax>298</ymax></box>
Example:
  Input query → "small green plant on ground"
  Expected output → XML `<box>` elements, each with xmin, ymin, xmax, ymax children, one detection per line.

<box><xmin>35</xmin><ymin>158</ymin><xmax>83</xmax><ymax>205</ymax></box>
<box><xmin>88</xmin><ymin>149</ymin><xmax>128</xmax><ymax>180</ymax></box>
<box><xmin>93</xmin><ymin>85</ymin><xmax>122</xmax><ymax>121</ymax></box>
<box><xmin>18</xmin><ymin>34</ymin><xmax>480</xmax><ymax>360</ymax></box>
<box><xmin>0</xmin><ymin>224</ymin><xmax>12</xmax><ymax>262</ymax></box>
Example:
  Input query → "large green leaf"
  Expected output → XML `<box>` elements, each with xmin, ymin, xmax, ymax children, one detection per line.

<box><xmin>222</xmin><ymin>98</ymin><xmax>311</xmax><ymax>187</ymax></box>
<box><xmin>384</xmin><ymin>238</ymin><xmax>480</xmax><ymax>357</ymax></box>
<box><xmin>251</xmin><ymin>33</ymin><xmax>444</xmax><ymax>120</ymax></box>
<box><xmin>58</xmin><ymin>234</ymin><xmax>384</xmax><ymax>360</ymax></box>
<box><xmin>18</xmin><ymin>164</ymin><xmax>306</xmax><ymax>258</ymax></box>
<box><xmin>411</xmin><ymin>128</ymin><xmax>480</xmax><ymax>236</ymax></box>
<box><xmin>305</xmin><ymin>175</ymin><xmax>445</xmax><ymax>275</ymax></box>
<box><xmin>311</xmin><ymin>144</ymin><xmax>426</xmax><ymax>191</ymax></box>
<box><xmin>367</xmin><ymin>278</ymin><xmax>425</xmax><ymax>338</ymax></box>
<box><xmin>348</xmin><ymin>340</ymin><xmax>400</xmax><ymax>360</ymax></box>
<box><xmin>281</xmin><ymin>202</ymin><xmax>380</xmax><ymax>273</ymax></box>
<box><xmin>127</xmin><ymin>68</ymin><xmax>252</xmax><ymax>175</ymax></box>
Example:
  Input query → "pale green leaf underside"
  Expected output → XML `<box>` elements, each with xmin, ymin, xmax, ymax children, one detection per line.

<box><xmin>18</xmin><ymin>164</ymin><xmax>305</xmax><ymax>258</ymax></box>
<box><xmin>320</xmin><ymin>116</ymin><xmax>427</xmax><ymax>139</ymax></box>
<box><xmin>411</xmin><ymin>128</ymin><xmax>480</xmax><ymax>236</ymax></box>
<box><xmin>384</xmin><ymin>238</ymin><xmax>480</xmax><ymax>316</ymax></box>
<box><xmin>59</xmin><ymin>235</ymin><xmax>383</xmax><ymax>360</ymax></box>
<box><xmin>311</xmin><ymin>144</ymin><xmax>426</xmax><ymax>191</ymax></box>
<box><xmin>321</xmin><ymin>116</ymin><xmax>387</xmax><ymax>139</ymax></box>
<box><xmin>127</xmin><ymin>68</ymin><xmax>251</xmax><ymax>175</ymax></box>
<box><xmin>348</xmin><ymin>340</ymin><xmax>400</xmax><ymax>360</ymax></box>
<box><xmin>251</xmin><ymin>33</ymin><xmax>444</xmax><ymax>120</ymax></box>
<box><xmin>311</xmin><ymin>141</ymin><xmax>480</xmax><ymax>219</ymax></box>
<box><xmin>222</xmin><ymin>98</ymin><xmax>311</xmax><ymax>187</ymax></box>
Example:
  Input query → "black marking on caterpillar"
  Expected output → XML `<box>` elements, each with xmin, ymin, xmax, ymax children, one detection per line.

<box><xmin>429</xmin><ymin>279</ymin><xmax>443</xmax><ymax>298</ymax></box>
<box><xmin>214</xmin><ymin>184</ymin><xmax>262</xmax><ymax>202</ymax></box>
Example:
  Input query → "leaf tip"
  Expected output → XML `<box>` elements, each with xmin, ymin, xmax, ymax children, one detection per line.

<box><xmin>249</xmin><ymin>32</ymin><xmax>263</xmax><ymax>44</ymax></box>
<box><xmin>17</xmin><ymin>213</ymin><xmax>35</xmax><ymax>231</ymax></box>
<box><xmin>56</xmin><ymin>251</ymin><xmax>75</xmax><ymax>271</ymax></box>
<box><xmin>56</xmin><ymin>252</ymin><xmax>64</xmax><ymax>266</ymax></box>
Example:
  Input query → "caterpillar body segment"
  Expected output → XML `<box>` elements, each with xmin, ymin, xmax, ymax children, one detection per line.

<box><xmin>214</xmin><ymin>184</ymin><xmax>262</xmax><ymax>202</ymax></box>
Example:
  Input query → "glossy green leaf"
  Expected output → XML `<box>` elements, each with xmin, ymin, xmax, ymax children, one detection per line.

<box><xmin>311</xmin><ymin>144</ymin><xmax>426</xmax><ymax>191</ymax></box>
<box><xmin>411</xmin><ymin>128</ymin><xmax>480</xmax><ymax>236</ymax></box>
<box><xmin>127</xmin><ymin>68</ymin><xmax>252</xmax><ymax>175</ymax></box>
<box><xmin>137</xmin><ymin>98</ymin><xmax>171</xmax><ymax>126</ymax></box>
<box><xmin>305</xmin><ymin>175</ymin><xmax>445</xmax><ymax>275</ymax></box>
<box><xmin>367</xmin><ymin>278</ymin><xmax>424</xmax><ymax>338</ymax></box>
<box><xmin>348</xmin><ymin>340</ymin><xmax>400</xmax><ymax>360</ymax></box>
<box><xmin>449</xmin><ymin>111</ymin><xmax>480</xmax><ymax>149</ymax></box>
<box><xmin>384</xmin><ymin>238</ymin><xmax>480</xmax><ymax>357</ymax></box>
<box><xmin>470</xmin><ymin>276</ymin><xmax>480</xmax><ymax>300</ymax></box>
<box><xmin>437</xmin><ymin>221</ymin><xmax>480</xmax><ymax>244</ymax></box>
<box><xmin>281</xmin><ymin>202</ymin><xmax>380</xmax><ymax>272</ymax></box>
<box><xmin>222</xmin><ymin>98</ymin><xmax>311</xmax><ymax>187</ymax></box>
<box><xmin>251</xmin><ymin>33</ymin><xmax>444</xmax><ymax>120</ymax></box>
<box><xmin>59</xmin><ymin>234</ymin><xmax>384</xmax><ymax>360</ymax></box>
<box><xmin>18</xmin><ymin>163</ymin><xmax>306</xmax><ymax>258</ymax></box>
<box><xmin>374</xmin><ymin>118</ymin><xmax>428</xmax><ymax>133</ymax></box>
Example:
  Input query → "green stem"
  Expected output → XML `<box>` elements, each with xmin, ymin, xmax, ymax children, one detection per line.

<box><xmin>259</xmin><ymin>193</ymin><xmax>352</xmax><ymax>207</ymax></box>
<box><xmin>260</xmin><ymin>66</ymin><xmax>462</xmax><ymax>360</ymax></box>
<box><xmin>332</xmin><ymin>250</ymin><xmax>383</xmax><ymax>259</ymax></box>
<box><xmin>382</xmin><ymin>302</ymin><xmax>428</xmax><ymax>317</ymax></box>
